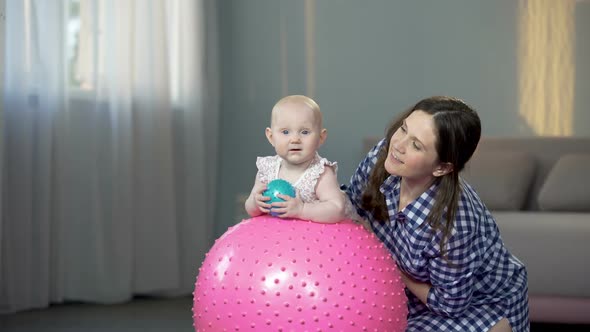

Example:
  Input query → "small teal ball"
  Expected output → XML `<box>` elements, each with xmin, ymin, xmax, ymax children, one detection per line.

<box><xmin>263</xmin><ymin>179</ymin><xmax>296</xmax><ymax>216</ymax></box>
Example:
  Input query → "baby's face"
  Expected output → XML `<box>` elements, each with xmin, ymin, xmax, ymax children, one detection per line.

<box><xmin>267</xmin><ymin>102</ymin><xmax>325</xmax><ymax>167</ymax></box>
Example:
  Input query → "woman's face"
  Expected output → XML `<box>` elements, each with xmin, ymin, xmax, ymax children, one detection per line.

<box><xmin>384</xmin><ymin>110</ymin><xmax>443</xmax><ymax>182</ymax></box>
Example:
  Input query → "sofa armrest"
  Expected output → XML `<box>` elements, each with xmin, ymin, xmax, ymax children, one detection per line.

<box><xmin>493</xmin><ymin>212</ymin><xmax>590</xmax><ymax>297</ymax></box>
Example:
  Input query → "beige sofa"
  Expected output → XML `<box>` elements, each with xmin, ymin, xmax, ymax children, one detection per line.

<box><xmin>363</xmin><ymin>136</ymin><xmax>590</xmax><ymax>324</ymax></box>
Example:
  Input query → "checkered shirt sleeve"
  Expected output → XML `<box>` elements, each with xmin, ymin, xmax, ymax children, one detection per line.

<box><xmin>345</xmin><ymin>138</ymin><xmax>385</xmax><ymax>221</ymax></box>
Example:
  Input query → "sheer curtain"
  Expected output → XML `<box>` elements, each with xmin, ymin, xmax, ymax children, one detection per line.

<box><xmin>0</xmin><ymin>0</ymin><xmax>218</xmax><ymax>313</ymax></box>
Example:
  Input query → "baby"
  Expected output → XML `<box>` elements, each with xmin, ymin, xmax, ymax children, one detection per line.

<box><xmin>244</xmin><ymin>95</ymin><xmax>345</xmax><ymax>223</ymax></box>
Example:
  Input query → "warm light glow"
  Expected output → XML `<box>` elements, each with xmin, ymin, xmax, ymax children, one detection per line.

<box><xmin>518</xmin><ymin>0</ymin><xmax>575</xmax><ymax>136</ymax></box>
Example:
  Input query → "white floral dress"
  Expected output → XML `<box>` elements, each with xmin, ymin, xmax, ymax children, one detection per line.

<box><xmin>255</xmin><ymin>153</ymin><xmax>337</xmax><ymax>203</ymax></box>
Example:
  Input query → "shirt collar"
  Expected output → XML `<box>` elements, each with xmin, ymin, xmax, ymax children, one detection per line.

<box><xmin>380</xmin><ymin>175</ymin><xmax>439</xmax><ymax>227</ymax></box>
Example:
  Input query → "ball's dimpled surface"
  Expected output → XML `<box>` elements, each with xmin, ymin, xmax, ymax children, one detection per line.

<box><xmin>263</xmin><ymin>179</ymin><xmax>296</xmax><ymax>217</ymax></box>
<box><xmin>192</xmin><ymin>216</ymin><xmax>408</xmax><ymax>331</ymax></box>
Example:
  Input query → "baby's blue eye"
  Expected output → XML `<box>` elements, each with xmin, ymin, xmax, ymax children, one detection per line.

<box><xmin>281</xmin><ymin>130</ymin><xmax>289</xmax><ymax>135</ymax></box>
<box><xmin>301</xmin><ymin>130</ymin><xmax>310</xmax><ymax>135</ymax></box>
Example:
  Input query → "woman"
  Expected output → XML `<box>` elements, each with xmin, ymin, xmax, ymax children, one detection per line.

<box><xmin>345</xmin><ymin>96</ymin><xmax>529</xmax><ymax>331</ymax></box>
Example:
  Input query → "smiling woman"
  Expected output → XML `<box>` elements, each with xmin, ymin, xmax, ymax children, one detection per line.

<box><xmin>345</xmin><ymin>96</ymin><xmax>529</xmax><ymax>332</ymax></box>
<box><xmin>384</xmin><ymin>111</ymin><xmax>448</xmax><ymax>204</ymax></box>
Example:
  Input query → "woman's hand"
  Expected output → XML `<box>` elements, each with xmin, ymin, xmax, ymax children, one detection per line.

<box><xmin>398</xmin><ymin>268</ymin><xmax>432</xmax><ymax>305</ymax></box>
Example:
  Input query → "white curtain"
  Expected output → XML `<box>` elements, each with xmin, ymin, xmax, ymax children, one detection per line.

<box><xmin>0</xmin><ymin>0</ymin><xmax>218</xmax><ymax>313</ymax></box>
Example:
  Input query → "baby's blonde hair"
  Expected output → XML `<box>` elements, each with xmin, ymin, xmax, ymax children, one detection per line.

<box><xmin>271</xmin><ymin>95</ymin><xmax>323</xmax><ymax>128</ymax></box>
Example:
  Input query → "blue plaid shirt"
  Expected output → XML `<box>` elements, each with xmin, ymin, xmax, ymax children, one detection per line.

<box><xmin>346</xmin><ymin>139</ymin><xmax>529</xmax><ymax>332</ymax></box>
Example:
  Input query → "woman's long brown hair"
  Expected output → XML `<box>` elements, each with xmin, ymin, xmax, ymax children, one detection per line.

<box><xmin>361</xmin><ymin>96</ymin><xmax>481</xmax><ymax>258</ymax></box>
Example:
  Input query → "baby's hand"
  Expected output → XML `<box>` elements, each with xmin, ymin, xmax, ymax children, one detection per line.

<box><xmin>252</xmin><ymin>182</ymin><xmax>272</xmax><ymax>214</ymax></box>
<box><xmin>270</xmin><ymin>191</ymin><xmax>304</xmax><ymax>218</ymax></box>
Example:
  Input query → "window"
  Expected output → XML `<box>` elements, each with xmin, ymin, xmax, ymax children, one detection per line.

<box><xmin>67</xmin><ymin>0</ymin><xmax>95</xmax><ymax>92</ymax></box>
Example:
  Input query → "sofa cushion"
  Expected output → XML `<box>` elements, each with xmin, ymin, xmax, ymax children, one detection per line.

<box><xmin>538</xmin><ymin>154</ymin><xmax>590</xmax><ymax>211</ymax></box>
<box><xmin>461</xmin><ymin>151</ymin><xmax>536</xmax><ymax>210</ymax></box>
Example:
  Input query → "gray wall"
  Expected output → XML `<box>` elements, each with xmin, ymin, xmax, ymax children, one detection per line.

<box><xmin>214</xmin><ymin>0</ymin><xmax>590</xmax><ymax>237</ymax></box>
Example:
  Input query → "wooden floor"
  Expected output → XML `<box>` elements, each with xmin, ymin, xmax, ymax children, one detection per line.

<box><xmin>0</xmin><ymin>296</ymin><xmax>587</xmax><ymax>331</ymax></box>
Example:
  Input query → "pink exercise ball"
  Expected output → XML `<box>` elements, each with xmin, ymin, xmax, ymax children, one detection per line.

<box><xmin>192</xmin><ymin>215</ymin><xmax>408</xmax><ymax>331</ymax></box>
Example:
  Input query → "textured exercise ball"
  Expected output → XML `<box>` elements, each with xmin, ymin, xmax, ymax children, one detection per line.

<box><xmin>192</xmin><ymin>215</ymin><xmax>408</xmax><ymax>331</ymax></box>
<box><xmin>263</xmin><ymin>179</ymin><xmax>296</xmax><ymax>217</ymax></box>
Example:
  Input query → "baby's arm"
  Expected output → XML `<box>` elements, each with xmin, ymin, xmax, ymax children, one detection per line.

<box><xmin>244</xmin><ymin>176</ymin><xmax>271</xmax><ymax>217</ymax></box>
<box><xmin>274</xmin><ymin>166</ymin><xmax>345</xmax><ymax>223</ymax></box>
